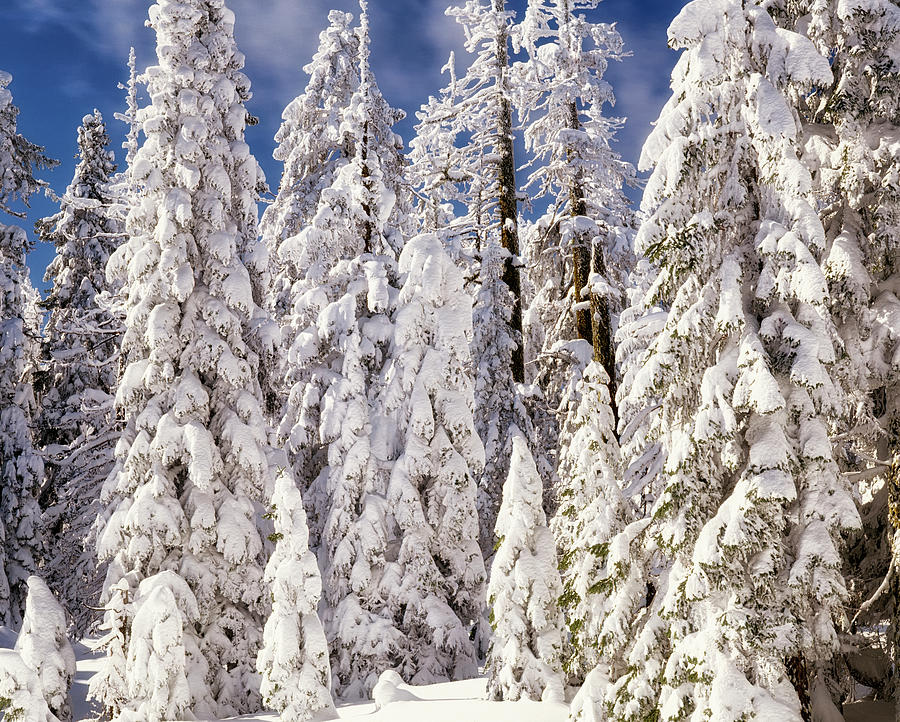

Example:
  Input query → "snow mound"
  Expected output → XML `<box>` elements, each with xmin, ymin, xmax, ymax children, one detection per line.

<box><xmin>372</xmin><ymin>670</ymin><xmax>420</xmax><ymax>710</ymax></box>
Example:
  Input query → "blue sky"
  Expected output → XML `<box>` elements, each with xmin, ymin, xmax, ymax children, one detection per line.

<box><xmin>2</xmin><ymin>0</ymin><xmax>684</xmax><ymax>292</ymax></box>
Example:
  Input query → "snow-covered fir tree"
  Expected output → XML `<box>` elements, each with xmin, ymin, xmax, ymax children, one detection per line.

<box><xmin>382</xmin><ymin>232</ymin><xmax>486</xmax><ymax>684</ymax></box>
<box><xmin>413</xmin><ymin>0</ymin><xmax>540</xmax><ymax>556</ymax></box>
<box><xmin>586</xmin><ymin>3</ymin><xmax>862</xmax><ymax>720</ymax></box>
<box><xmin>551</xmin><ymin>357</ymin><xmax>629</xmax><ymax>683</ymax></box>
<box><xmin>0</xmin><ymin>648</ymin><xmax>59</xmax><ymax>722</ymax></box>
<box><xmin>257</xmin><ymin>464</ymin><xmax>335</xmax><ymax>721</ymax></box>
<box><xmin>14</xmin><ymin>577</ymin><xmax>75</xmax><ymax>721</ymax></box>
<box><xmin>485</xmin><ymin>427</ymin><xmax>565</xmax><ymax>702</ymax></box>
<box><xmin>565</xmin><ymin>259</ymin><xmax>669</xmax><ymax>718</ymax></box>
<box><xmin>269</xmin><ymin>4</ymin><xmax>409</xmax><ymax>556</ymax></box>
<box><xmin>35</xmin><ymin>110</ymin><xmax>123</xmax><ymax>636</ymax></box>
<box><xmin>93</xmin><ymin>0</ymin><xmax>281</xmax><ymax>716</ymax></box>
<box><xmin>771</xmin><ymin>0</ymin><xmax>900</xmax><ymax>708</ymax></box>
<box><xmin>0</xmin><ymin>70</ymin><xmax>53</xmax><ymax>629</ymax></box>
<box><xmin>470</xmin><ymin>238</ymin><xmax>536</xmax><ymax>555</ymax></box>
<box><xmin>122</xmin><ymin>571</ymin><xmax>205</xmax><ymax>722</ymax></box>
<box><xmin>514</xmin><ymin>0</ymin><xmax>634</xmax><ymax>418</ymax></box>
<box><xmin>271</xmin><ymin>2</ymin><xmax>409</xmax><ymax>698</ymax></box>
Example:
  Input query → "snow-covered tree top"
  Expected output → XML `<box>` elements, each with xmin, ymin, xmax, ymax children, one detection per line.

<box><xmin>38</xmin><ymin>110</ymin><xmax>119</xmax><ymax>311</ymax></box>
<box><xmin>260</xmin><ymin>9</ymin><xmax>360</xmax><ymax>252</ymax></box>
<box><xmin>0</xmin><ymin>71</ymin><xmax>55</xmax><ymax>218</ymax></box>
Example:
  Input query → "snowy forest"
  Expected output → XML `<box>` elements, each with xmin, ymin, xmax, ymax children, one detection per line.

<box><xmin>1</xmin><ymin>0</ymin><xmax>899</xmax><ymax>720</ymax></box>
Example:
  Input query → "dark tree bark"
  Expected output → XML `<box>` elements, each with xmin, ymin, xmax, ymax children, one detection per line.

<box><xmin>567</xmin><ymin>98</ymin><xmax>618</xmax><ymax>426</ymax></box>
<box><xmin>785</xmin><ymin>654</ymin><xmax>811</xmax><ymax>722</ymax></box>
<box><xmin>493</xmin><ymin>0</ymin><xmax>525</xmax><ymax>384</ymax></box>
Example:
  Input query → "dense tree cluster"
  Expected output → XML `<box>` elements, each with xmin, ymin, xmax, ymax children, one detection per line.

<box><xmin>0</xmin><ymin>0</ymin><xmax>899</xmax><ymax>720</ymax></box>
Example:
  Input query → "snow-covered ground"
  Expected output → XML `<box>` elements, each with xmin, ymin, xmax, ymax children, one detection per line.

<box><xmin>0</xmin><ymin>630</ymin><xmax>566</xmax><ymax>722</ymax></box>
<box><xmin>0</xmin><ymin>628</ymin><xmax>887</xmax><ymax>722</ymax></box>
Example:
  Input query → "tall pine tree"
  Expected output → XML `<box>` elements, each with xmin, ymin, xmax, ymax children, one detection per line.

<box><xmin>36</xmin><ymin>110</ymin><xmax>123</xmax><ymax>636</ymax></box>
<box><xmin>272</xmin><ymin>2</ymin><xmax>409</xmax><ymax>698</ymax></box>
<box><xmin>413</xmin><ymin>0</ymin><xmax>538</xmax><ymax>557</ymax></box>
<box><xmin>582</xmin><ymin>2</ymin><xmax>860</xmax><ymax>719</ymax></box>
<box><xmin>0</xmin><ymin>70</ymin><xmax>54</xmax><ymax>629</ymax></box>
<box><xmin>93</xmin><ymin>1</ymin><xmax>282</xmax><ymax>716</ymax></box>
<box><xmin>771</xmin><ymin>0</ymin><xmax>900</xmax><ymax>708</ymax></box>
<box><xmin>382</xmin><ymin>232</ymin><xmax>486</xmax><ymax>684</ymax></box>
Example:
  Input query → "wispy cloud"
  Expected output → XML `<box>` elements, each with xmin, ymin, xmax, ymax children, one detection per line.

<box><xmin>9</xmin><ymin>0</ymin><xmax>681</xmax><ymax>187</ymax></box>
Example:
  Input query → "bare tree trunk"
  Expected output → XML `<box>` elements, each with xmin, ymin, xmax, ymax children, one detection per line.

<box><xmin>567</xmin><ymin>99</ymin><xmax>618</xmax><ymax>425</ymax></box>
<box><xmin>493</xmin><ymin>0</ymin><xmax>525</xmax><ymax>384</ymax></box>
<box><xmin>785</xmin><ymin>654</ymin><xmax>812</xmax><ymax>722</ymax></box>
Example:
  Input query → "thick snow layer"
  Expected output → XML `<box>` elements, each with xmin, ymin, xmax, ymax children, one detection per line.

<box><xmin>41</xmin><ymin>637</ymin><xmax>566</xmax><ymax>722</ymax></box>
<box><xmin>2</xmin><ymin>631</ymin><xmax>886</xmax><ymax>722</ymax></box>
<box><xmin>226</xmin><ymin>678</ymin><xmax>567</xmax><ymax>722</ymax></box>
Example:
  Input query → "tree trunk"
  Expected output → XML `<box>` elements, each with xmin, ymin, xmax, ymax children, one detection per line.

<box><xmin>493</xmin><ymin>0</ymin><xmax>525</xmax><ymax>384</ymax></box>
<box><xmin>785</xmin><ymin>654</ymin><xmax>812</xmax><ymax>722</ymax></box>
<box><xmin>567</xmin><ymin>99</ymin><xmax>618</xmax><ymax>425</ymax></box>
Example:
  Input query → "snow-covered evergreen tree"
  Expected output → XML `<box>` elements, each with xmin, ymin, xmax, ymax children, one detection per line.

<box><xmin>589</xmin><ymin>3</ymin><xmax>861</xmax><ymax>720</ymax></box>
<box><xmin>485</xmin><ymin>427</ymin><xmax>564</xmax><ymax>702</ymax></box>
<box><xmin>122</xmin><ymin>572</ymin><xmax>205</xmax><ymax>722</ymax></box>
<box><xmin>35</xmin><ymin>110</ymin><xmax>123</xmax><ymax>636</ymax></box>
<box><xmin>771</xmin><ymin>1</ymin><xmax>900</xmax><ymax>708</ymax></box>
<box><xmin>0</xmin><ymin>648</ymin><xmax>59</xmax><ymax>722</ymax></box>
<box><xmin>565</xmin><ymin>259</ymin><xmax>668</xmax><ymax>718</ymax></box>
<box><xmin>0</xmin><ymin>70</ymin><xmax>53</xmax><ymax>629</ymax></box>
<box><xmin>93</xmin><ymin>1</ymin><xmax>280</xmax><ymax>716</ymax></box>
<box><xmin>470</xmin><ymin>238</ymin><xmax>535</xmax><ymax>555</ymax></box>
<box><xmin>14</xmin><ymin>577</ymin><xmax>75</xmax><ymax>721</ymax></box>
<box><xmin>257</xmin><ymin>465</ymin><xmax>335</xmax><ymax>721</ymax></box>
<box><xmin>514</xmin><ymin>0</ymin><xmax>634</xmax><ymax>406</ymax></box>
<box><xmin>382</xmin><ymin>232</ymin><xmax>486</xmax><ymax>684</ymax></box>
<box><xmin>270</xmin><ymin>2</ymin><xmax>409</xmax><ymax>698</ymax></box>
<box><xmin>551</xmin><ymin>358</ymin><xmax>628</xmax><ymax>683</ymax></box>
<box><xmin>270</xmin><ymin>5</ymin><xmax>409</xmax><ymax>560</ymax></box>
<box><xmin>87</xmin><ymin>571</ymin><xmax>131</xmax><ymax>719</ymax></box>
<box><xmin>261</xmin><ymin>8</ymin><xmax>360</xmax><ymax>320</ymax></box>
<box><xmin>413</xmin><ymin>1</ymin><xmax>541</xmax><ymax>555</ymax></box>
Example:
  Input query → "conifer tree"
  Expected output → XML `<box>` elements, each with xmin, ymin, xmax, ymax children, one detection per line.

<box><xmin>264</xmin><ymin>8</ymin><xmax>406</xmax><ymax>556</ymax></box>
<box><xmin>552</xmin><ymin>360</ymin><xmax>627</xmax><ymax>682</ymax></box>
<box><xmin>257</xmin><ymin>466</ymin><xmax>335</xmax><ymax>721</ymax></box>
<box><xmin>413</xmin><ymin>1</ymin><xmax>538</xmax><ymax>555</ymax></box>
<box><xmin>771</xmin><ymin>0</ymin><xmax>900</xmax><ymax>708</ymax></box>
<box><xmin>485</xmin><ymin>427</ymin><xmax>565</xmax><ymax>702</ymax></box>
<box><xmin>122</xmin><ymin>572</ymin><xmax>203</xmax><ymax>722</ymax></box>
<box><xmin>93</xmin><ymin>1</ymin><xmax>281</xmax><ymax>716</ymax></box>
<box><xmin>443</xmin><ymin>0</ymin><xmax>525</xmax><ymax>383</ymax></box>
<box><xmin>0</xmin><ymin>69</ymin><xmax>54</xmax><ymax>628</ymax></box>
<box><xmin>584</xmin><ymin>2</ymin><xmax>861</xmax><ymax>720</ymax></box>
<box><xmin>36</xmin><ymin>110</ymin><xmax>123</xmax><ymax>635</ymax></box>
<box><xmin>383</xmin><ymin>232</ymin><xmax>486</xmax><ymax>684</ymax></box>
<box><xmin>470</xmin><ymin>238</ymin><xmax>535</xmax><ymax>555</ymax></box>
<box><xmin>15</xmin><ymin>577</ymin><xmax>75</xmax><ymax>721</ymax></box>
<box><xmin>514</xmin><ymin>0</ymin><xmax>634</xmax><ymax>415</ymax></box>
<box><xmin>272</xmin><ymin>2</ymin><xmax>409</xmax><ymax>698</ymax></box>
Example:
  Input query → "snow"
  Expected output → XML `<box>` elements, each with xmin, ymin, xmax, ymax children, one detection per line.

<box><xmin>17</xmin><ymin>638</ymin><xmax>570</xmax><ymax>722</ymax></box>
